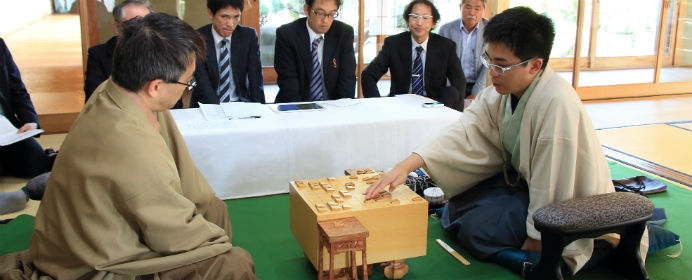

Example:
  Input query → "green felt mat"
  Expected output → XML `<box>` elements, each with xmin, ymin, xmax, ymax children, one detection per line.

<box><xmin>1</xmin><ymin>161</ymin><xmax>689</xmax><ymax>279</ymax></box>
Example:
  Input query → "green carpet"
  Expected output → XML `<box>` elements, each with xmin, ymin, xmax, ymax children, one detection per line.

<box><xmin>1</xmin><ymin>161</ymin><xmax>689</xmax><ymax>279</ymax></box>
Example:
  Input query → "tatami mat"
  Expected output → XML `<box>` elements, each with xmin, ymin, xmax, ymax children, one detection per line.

<box><xmin>669</xmin><ymin>121</ymin><xmax>692</xmax><ymax>131</ymax></box>
<box><xmin>597</xmin><ymin>123</ymin><xmax>692</xmax><ymax>186</ymax></box>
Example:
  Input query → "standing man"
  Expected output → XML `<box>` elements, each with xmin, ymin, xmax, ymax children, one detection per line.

<box><xmin>83</xmin><ymin>0</ymin><xmax>153</xmax><ymax>101</ymax></box>
<box><xmin>273</xmin><ymin>0</ymin><xmax>357</xmax><ymax>103</ymax></box>
<box><xmin>361</xmin><ymin>0</ymin><xmax>466</xmax><ymax>111</ymax></box>
<box><xmin>365</xmin><ymin>7</ymin><xmax>631</xmax><ymax>277</ymax></box>
<box><xmin>4</xmin><ymin>13</ymin><xmax>256</xmax><ymax>279</ymax></box>
<box><xmin>439</xmin><ymin>0</ymin><xmax>488</xmax><ymax>98</ymax></box>
<box><xmin>0</xmin><ymin>38</ymin><xmax>56</xmax><ymax>178</ymax></box>
<box><xmin>190</xmin><ymin>0</ymin><xmax>265</xmax><ymax>107</ymax></box>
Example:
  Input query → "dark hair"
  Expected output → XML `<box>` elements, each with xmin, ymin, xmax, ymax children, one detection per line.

<box><xmin>305</xmin><ymin>0</ymin><xmax>343</xmax><ymax>9</ymax></box>
<box><xmin>112</xmin><ymin>0</ymin><xmax>154</xmax><ymax>23</ymax></box>
<box><xmin>112</xmin><ymin>13</ymin><xmax>206</xmax><ymax>92</ymax></box>
<box><xmin>483</xmin><ymin>6</ymin><xmax>555</xmax><ymax>69</ymax></box>
<box><xmin>402</xmin><ymin>0</ymin><xmax>441</xmax><ymax>25</ymax></box>
<box><xmin>207</xmin><ymin>0</ymin><xmax>244</xmax><ymax>14</ymax></box>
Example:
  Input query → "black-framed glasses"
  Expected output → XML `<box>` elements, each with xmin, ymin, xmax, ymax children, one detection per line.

<box><xmin>169</xmin><ymin>79</ymin><xmax>197</xmax><ymax>93</ymax></box>
<box><xmin>480</xmin><ymin>53</ymin><xmax>534</xmax><ymax>75</ymax></box>
<box><xmin>408</xmin><ymin>13</ymin><xmax>433</xmax><ymax>21</ymax></box>
<box><xmin>310</xmin><ymin>9</ymin><xmax>339</xmax><ymax>19</ymax></box>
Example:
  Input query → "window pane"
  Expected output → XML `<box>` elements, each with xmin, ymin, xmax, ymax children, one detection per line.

<box><xmin>597</xmin><ymin>0</ymin><xmax>659</xmax><ymax>57</ymax></box>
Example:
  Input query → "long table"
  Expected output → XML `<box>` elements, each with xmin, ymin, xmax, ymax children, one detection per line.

<box><xmin>170</xmin><ymin>94</ymin><xmax>461</xmax><ymax>199</ymax></box>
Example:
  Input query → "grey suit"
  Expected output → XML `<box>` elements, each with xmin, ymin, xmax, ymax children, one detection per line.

<box><xmin>439</xmin><ymin>18</ymin><xmax>488</xmax><ymax>95</ymax></box>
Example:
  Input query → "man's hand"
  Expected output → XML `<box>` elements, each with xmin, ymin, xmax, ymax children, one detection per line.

<box><xmin>521</xmin><ymin>237</ymin><xmax>542</xmax><ymax>252</ymax></box>
<box><xmin>362</xmin><ymin>166</ymin><xmax>409</xmax><ymax>199</ymax></box>
<box><xmin>362</xmin><ymin>153</ymin><xmax>425</xmax><ymax>199</ymax></box>
<box><xmin>17</xmin><ymin>123</ymin><xmax>38</xmax><ymax>133</ymax></box>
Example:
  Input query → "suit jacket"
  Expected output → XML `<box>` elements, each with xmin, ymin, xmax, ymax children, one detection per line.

<box><xmin>274</xmin><ymin>18</ymin><xmax>356</xmax><ymax>103</ymax></box>
<box><xmin>190</xmin><ymin>24</ymin><xmax>265</xmax><ymax>107</ymax></box>
<box><xmin>84</xmin><ymin>36</ymin><xmax>117</xmax><ymax>102</ymax></box>
<box><xmin>439</xmin><ymin>18</ymin><xmax>488</xmax><ymax>95</ymax></box>
<box><xmin>361</xmin><ymin>32</ymin><xmax>466</xmax><ymax>104</ymax></box>
<box><xmin>0</xmin><ymin>38</ymin><xmax>39</xmax><ymax>129</ymax></box>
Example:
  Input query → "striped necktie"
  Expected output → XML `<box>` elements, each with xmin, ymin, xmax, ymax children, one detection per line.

<box><xmin>218</xmin><ymin>39</ymin><xmax>231</xmax><ymax>102</ymax></box>
<box><xmin>411</xmin><ymin>46</ymin><xmax>424</xmax><ymax>95</ymax></box>
<box><xmin>309</xmin><ymin>36</ymin><xmax>324</xmax><ymax>101</ymax></box>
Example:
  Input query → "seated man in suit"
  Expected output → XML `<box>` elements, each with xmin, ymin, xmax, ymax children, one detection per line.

<box><xmin>186</xmin><ymin>0</ymin><xmax>265</xmax><ymax>108</ymax></box>
<box><xmin>0</xmin><ymin>38</ymin><xmax>57</xmax><ymax>179</ymax></box>
<box><xmin>273</xmin><ymin>0</ymin><xmax>357</xmax><ymax>103</ymax></box>
<box><xmin>361</xmin><ymin>0</ymin><xmax>466</xmax><ymax>111</ymax></box>
<box><xmin>439</xmin><ymin>0</ymin><xmax>489</xmax><ymax>98</ymax></box>
<box><xmin>83</xmin><ymin>0</ymin><xmax>153</xmax><ymax>101</ymax></box>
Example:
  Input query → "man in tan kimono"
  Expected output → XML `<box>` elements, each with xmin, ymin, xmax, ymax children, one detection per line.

<box><xmin>365</xmin><ymin>7</ymin><xmax>646</xmax><ymax>278</ymax></box>
<box><xmin>1</xmin><ymin>13</ymin><xmax>256</xmax><ymax>279</ymax></box>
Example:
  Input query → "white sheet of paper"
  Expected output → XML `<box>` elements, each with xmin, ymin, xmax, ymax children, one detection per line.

<box><xmin>0</xmin><ymin>116</ymin><xmax>44</xmax><ymax>146</ymax></box>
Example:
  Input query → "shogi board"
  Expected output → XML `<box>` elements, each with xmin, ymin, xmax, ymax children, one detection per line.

<box><xmin>289</xmin><ymin>173</ymin><xmax>428</xmax><ymax>271</ymax></box>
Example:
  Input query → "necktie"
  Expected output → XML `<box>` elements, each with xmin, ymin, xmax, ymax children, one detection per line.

<box><xmin>218</xmin><ymin>39</ymin><xmax>231</xmax><ymax>102</ymax></box>
<box><xmin>411</xmin><ymin>46</ymin><xmax>424</xmax><ymax>95</ymax></box>
<box><xmin>309</xmin><ymin>36</ymin><xmax>324</xmax><ymax>101</ymax></box>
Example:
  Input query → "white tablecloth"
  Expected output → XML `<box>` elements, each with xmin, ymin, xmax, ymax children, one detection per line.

<box><xmin>171</xmin><ymin>94</ymin><xmax>461</xmax><ymax>199</ymax></box>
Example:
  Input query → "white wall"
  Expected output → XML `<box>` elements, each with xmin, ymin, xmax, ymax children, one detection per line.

<box><xmin>0</xmin><ymin>0</ymin><xmax>53</xmax><ymax>37</ymax></box>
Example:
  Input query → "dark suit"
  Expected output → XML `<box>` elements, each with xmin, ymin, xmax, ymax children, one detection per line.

<box><xmin>274</xmin><ymin>18</ymin><xmax>356</xmax><ymax>103</ymax></box>
<box><xmin>361</xmin><ymin>32</ymin><xmax>466</xmax><ymax>110</ymax></box>
<box><xmin>190</xmin><ymin>24</ymin><xmax>265</xmax><ymax>107</ymax></box>
<box><xmin>84</xmin><ymin>36</ymin><xmax>117</xmax><ymax>102</ymax></box>
<box><xmin>0</xmin><ymin>38</ymin><xmax>54</xmax><ymax>178</ymax></box>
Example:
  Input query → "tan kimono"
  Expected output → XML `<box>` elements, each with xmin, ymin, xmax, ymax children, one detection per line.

<box><xmin>27</xmin><ymin>79</ymin><xmax>237</xmax><ymax>279</ymax></box>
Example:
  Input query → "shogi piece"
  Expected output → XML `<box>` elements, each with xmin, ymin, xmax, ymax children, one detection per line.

<box><xmin>528</xmin><ymin>192</ymin><xmax>654</xmax><ymax>280</ymax></box>
<box><xmin>290</xmin><ymin>174</ymin><xmax>427</xmax><ymax>272</ymax></box>
<box><xmin>317</xmin><ymin>217</ymin><xmax>369</xmax><ymax>280</ymax></box>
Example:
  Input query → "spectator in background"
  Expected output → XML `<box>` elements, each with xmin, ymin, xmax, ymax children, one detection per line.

<box><xmin>83</xmin><ymin>0</ymin><xmax>153</xmax><ymax>101</ymax></box>
<box><xmin>183</xmin><ymin>0</ymin><xmax>264</xmax><ymax>108</ymax></box>
<box><xmin>361</xmin><ymin>0</ymin><xmax>466</xmax><ymax>111</ymax></box>
<box><xmin>439</xmin><ymin>0</ymin><xmax>489</xmax><ymax>98</ymax></box>
<box><xmin>0</xmin><ymin>38</ymin><xmax>56</xmax><ymax>179</ymax></box>
<box><xmin>273</xmin><ymin>0</ymin><xmax>356</xmax><ymax>103</ymax></box>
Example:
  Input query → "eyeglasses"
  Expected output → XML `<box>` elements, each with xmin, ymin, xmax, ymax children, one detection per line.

<box><xmin>310</xmin><ymin>9</ymin><xmax>339</xmax><ymax>19</ymax></box>
<box><xmin>169</xmin><ymin>79</ymin><xmax>197</xmax><ymax>93</ymax></box>
<box><xmin>480</xmin><ymin>53</ymin><xmax>534</xmax><ymax>75</ymax></box>
<box><xmin>408</xmin><ymin>14</ymin><xmax>434</xmax><ymax>21</ymax></box>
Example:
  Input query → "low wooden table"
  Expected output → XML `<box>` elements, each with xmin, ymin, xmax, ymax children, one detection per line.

<box><xmin>318</xmin><ymin>217</ymin><xmax>369</xmax><ymax>280</ymax></box>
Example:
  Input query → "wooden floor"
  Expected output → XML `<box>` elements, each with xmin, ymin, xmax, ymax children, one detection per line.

<box><xmin>4</xmin><ymin>14</ymin><xmax>83</xmax><ymax>134</ymax></box>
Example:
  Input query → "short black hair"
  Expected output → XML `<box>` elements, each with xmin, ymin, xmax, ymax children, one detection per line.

<box><xmin>112</xmin><ymin>13</ymin><xmax>206</xmax><ymax>92</ymax></box>
<box><xmin>403</xmin><ymin>0</ymin><xmax>441</xmax><ymax>26</ymax></box>
<box><xmin>483</xmin><ymin>6</ymin><xmax>555</xmax><ymax>69</ymax></box>
<box><xmin>305</xmin><ymin>0</ymin><xmax>343</xmax><ymax>9</ymax></box>
<box><xmin>207</xmin><ymin>0</ymin><xmax>244</xmax><ymax>14</ymax></box>
<box><xmin>112</xmin><ymin>0</ymin><xmax>154</xmax><ymax>23</ymax></box>
<box><xmin>461</xmin><ymin>0</ymin><xmax>486</xmax><ymax>6</ymax></box>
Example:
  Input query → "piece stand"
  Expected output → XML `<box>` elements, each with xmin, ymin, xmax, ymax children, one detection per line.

<box><xmin>318</xmin><ymin>217</ymin><xmax>370</xmax><ymax>280</ymax></box>
<box><xmin>383</xmin><ymin>259</ymin><xmax>409</xmax><ymax>279</ymax></box>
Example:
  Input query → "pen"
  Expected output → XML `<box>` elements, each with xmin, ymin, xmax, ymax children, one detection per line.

<box><xmin>436</xmin><ymin>239</ymin><xmax>470</xmax><ymax>266</ymax></box>
<box><xmin>238</xmin><ymin>116</ymin><xmax>261</xmax><ymax>119</ymax></box>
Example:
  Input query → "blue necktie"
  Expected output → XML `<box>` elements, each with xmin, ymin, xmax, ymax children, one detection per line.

<box><xmin>411</xmin><ymin>46</ymin><xmax>424</xmax><ymax>95</ymax></box>
<box><xmin>218</xmin><ymin>39</ymin><xmax>231</xmax><ymax>102</ymax></box>
<box><xmin>309</xmin><ymin>36</ymin><xmax>324</xmax><ymax>101</ymax></box>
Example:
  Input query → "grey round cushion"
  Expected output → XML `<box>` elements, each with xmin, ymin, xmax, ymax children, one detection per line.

<box><xmin>533</xmin><ymin>192</ymin><xmax>654</xmax><ymax>234</ymax></box>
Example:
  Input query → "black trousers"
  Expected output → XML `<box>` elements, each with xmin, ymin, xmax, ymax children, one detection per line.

<box><xmin>0</xmin><ymin>138</ymin><xmax>54</xmax><ymax>178</ymax></box>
